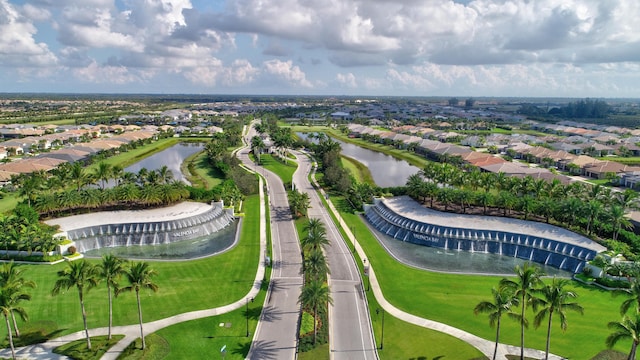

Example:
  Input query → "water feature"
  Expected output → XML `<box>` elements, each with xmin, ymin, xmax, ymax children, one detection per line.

<box><xmin>124</xmin><ymin>142</ymin><xmax>204</xmax><ymax>184</ymax></box>
<box><xmin>84</xmin><ymin>219</ymin><xmax>239</xmax><ymax>260</ymax></box>
<box><xmin>297</xmin><ymin>132</ymin><xmax>420</xmax><ymax>187</ymax></box>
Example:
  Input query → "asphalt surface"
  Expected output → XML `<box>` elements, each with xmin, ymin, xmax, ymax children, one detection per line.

<box><xmin>291</xmin><ymin>151</ymin><xmax>378</xmax><ymax>360</ymax></box>
<box><xmin>242</xmin><ymin>128</ymin><xmax>304</xmax><ymax>360</ymax></box>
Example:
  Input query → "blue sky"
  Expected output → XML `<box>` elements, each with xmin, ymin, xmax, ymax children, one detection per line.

<box><xmin>2</xmin><ymin>0</ymin><xmax>640</xmax><ymax>97</ymax></box>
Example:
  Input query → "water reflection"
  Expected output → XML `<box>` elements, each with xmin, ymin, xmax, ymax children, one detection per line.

<box><xmin>83</xmin><ymin>219</ymin><xmax>238</xmax><ymax>260</ymax></box>
<box><xmin>297</xmin><ymin>132</ymin><xmax>420</xmax><ymax>187</ymax></box>
<box><xmin>368</xmin><ymin>221</ymin><xmax>571</xmax><ymax>277</ymax></box>
<box><xmin>124</xmin><ymin>142</ymin><xmax>204</xmax><ymax>184</ymax></box>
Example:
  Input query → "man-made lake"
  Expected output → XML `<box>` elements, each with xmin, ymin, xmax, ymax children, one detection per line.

<box><xmin>125</xmin><ymin>142</ymin><xmax>204</xmax><ymax>183</ymax></box>
<box><xmin>297</xmin><ymin>132</ymin><xmax>420</xmax><ymax>187</ymax></box>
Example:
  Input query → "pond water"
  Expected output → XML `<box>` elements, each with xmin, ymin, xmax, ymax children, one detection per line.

<box><xmin>125</xmin><ymin>142</ymin><xmax>205</xmax><ymax>184</ymax></box>
<box><xmin>368</xmin><ymin>220</ymin><xmax>572</xmax><ymax>277</ymax></box>
<box><xmin>83</xmin><ymin>219</ymin><xmax>239</xmax><ymax>260</ymax></box>
<box><xmin>297</xmin><ymin>132</ymin><xmax>420</xmax><ymax>187</ymax></box>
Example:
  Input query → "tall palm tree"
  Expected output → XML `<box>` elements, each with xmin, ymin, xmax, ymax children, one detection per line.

<box><xmin>118</xmin><ymin>262</ymin><xmax>158</xmax><ymax>350</ymax></box>
<box><xmin>301</xmin><ymin>220</ymin><xmax>329</xmax><ymax>252</ymax></box>
<box><xmin>533</xmin><ymin>277</ymin><xmax>584</xmax><ymax>360</ymax></box>
<box><xmin>70</xmin><ymin>162</ymin><xmax>91</xmax><ymax>191</ymax></box>
<box><xmin>0</xmin><ymin>285</ymin><xmax>30</xmax><ymax>360</ymax></box>
<box><xmin>499</xmin><ymin>263</ymin><xmax>545</xmax><ymax>360</ymax></box>
<box><xmin>607</xmin><ymin>314</ymin><xmax>640</xmax><ymax>360</ymax></box>
<box><xmin>617</xmin><ymin>275</ymin><xmax>640</xmax><ymax>316</ymax></box>
<box><xmin>610</xmin><ymin>205</ymin><xmax>633</xmax><ymax>241</ymax></box>
<box><xmin>52</xmin><ymin>260</ymin><xmax>100</xmax><ymax>350</ymax></box>
<box><xmin>298</xmin><ymin>279</ymin><xmax>333</xmax><ymax>345</ymax></box>
<box><xmin>304</xmin><ymin>249</ymin><xmax>330</xmax><ymax>282</ymax></box>
<box><xmin>474</xmin><ymin>287</ymin><xmax>519</xmax><ymax>360</ymax></box>
<box><xmin>157</xmin><ymin>165</ymin><xmax>174</xmax><ymax>185</ymax></box>
<box><xmin>94</xmin><ymin>162</ymin><xmax>112</xmax><ymax>190</ymax></box>
<box><xmin>0</xmin><ymin>262</ymin><xmax>36</xmax><ymax>338</ymax></box>
<box><xmin>98</xmin><ymin>255</ymin><xmax>126</xmax><ymax>340</ymax></box>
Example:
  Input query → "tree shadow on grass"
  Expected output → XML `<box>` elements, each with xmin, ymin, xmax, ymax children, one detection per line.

<box><xmin>1</xmin><ymin>320</ymin><xmax>65</xmax><ymax>348</ymax></box>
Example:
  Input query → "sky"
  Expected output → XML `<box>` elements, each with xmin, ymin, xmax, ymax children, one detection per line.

<box><xmin>1</xmin><ymin>0</ymin><xmax>640</xmax><ymax>98</ymax></box>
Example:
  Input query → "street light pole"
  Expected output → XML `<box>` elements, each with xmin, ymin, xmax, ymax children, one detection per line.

<box><xmin>376</xmin><ymin>308</ymin><xmax>385</xmax><ymax>349</ymax></box>
<box><xmin>246</xmin><ymin>297</ymin><xmax>254</xmax><ymax>337</ymax></box>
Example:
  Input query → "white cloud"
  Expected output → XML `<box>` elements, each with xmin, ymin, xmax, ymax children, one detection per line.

<box><xmin>263</xmin><ymin>59</ymin><xmax>312</xmax><ymax>87</ymax></box>
<box><xmin>336</xmin><ymin>72</ymin><xmax>357</xmax><ymax>88</ymax></box>
<box><xmin>182</xmin><ymin>58</ymin><xmax>259</xmax><ymax>86</ymax></box>
<box><xmin>73</xmin><ymin>60</ymin><xmax>148</xmax><ymax>84</ymax></box>
<box><xmin>0</xmin><ymin>0</ymin><xmax>57</xmax><ymax>67</ymax></box>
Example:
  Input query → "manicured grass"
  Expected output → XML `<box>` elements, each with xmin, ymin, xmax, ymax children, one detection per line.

<box><xmin>340</xmin><ymin>155</ymin><xmax>375</xmax><ymax>185</ymax></box>
<box><xmin>297</xmin><ymin>344</ymin><xmax>329</xmax><ymax>360</ymax></box>
<box><xmin>153</xmin><ymin>278</ymin><xmax>268</xmax><ymax>360</ymax></box>
<box><xmin>330</xmin><ymin>193</ymin><xmax>627</xmax><ymax>359</ymax></box>
<box><xmin>0</xmin><ymin>195</ymin><xmax>261</xmax><ymax>342</ymax></box>
<box><xmin>184</xmin><ymin>152</ymin><xmax>224</xmax><ymax>189</ymax></box>
<box><xmin>116</xmin><ymin>333</ymin><xmax>169</xmax><ymax>360</ymax></box>
<box><xmin>261</xmin><ymin>154</ymin><xmax>297</xmax><ymax>185</ymax></box>
<box><xmin>53</xmin><ymin>335</ymin><xmax>124</xmax><ymax>360</ymax></box>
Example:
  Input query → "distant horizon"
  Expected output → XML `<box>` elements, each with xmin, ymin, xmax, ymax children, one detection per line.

<box><xmin>2</xmin><ymin>1</ymin><xmax>640</xmax><ymax>97</ymax></box>
<box><xmin>1</xmin><ymin>92</ymin><xmax>638</xmax><ymax>102</ymax></box>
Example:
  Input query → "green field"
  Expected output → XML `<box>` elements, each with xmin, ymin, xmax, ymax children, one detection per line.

<box><xmin>260</xmin><ymin>154</ymin><xmax>298</xmax><ymax>185</ymax></box>
<box><xmin>0</xmin><ymin>195</ymin><xmax>261</xmax><ymax>342</ymax></box>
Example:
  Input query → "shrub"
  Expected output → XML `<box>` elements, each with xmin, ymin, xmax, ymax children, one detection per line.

<box><xmin>67</xmin><ymin>246</ymin><xmax>77</xmax><ymax>255</ymax></box>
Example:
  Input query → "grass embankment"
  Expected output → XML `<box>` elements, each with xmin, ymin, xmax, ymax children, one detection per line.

<box><xmin>340</xmin><ymin>155</ymin><xmax>374</xmax><ymax>185</ymax></box>
<box><xmin>0</xmin><ymin>195</ymin><xmax>261</xmax><ymax>343</ymax></box>
<box><xmin>328</xmin><ymin>193</ymin><xmax>626</xmax><ymax>359</ymax></box>
<box><xmin>183</xmin><ymin>151</ymin><xmax>224</xmax><ymax>189</ymax></box>
<box><xmin>86</xmin><ymin>138</ymin><xmax>179</xmax><ymax>171</ymax></box>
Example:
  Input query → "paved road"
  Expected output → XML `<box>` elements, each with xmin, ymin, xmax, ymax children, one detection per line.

<box><xmin>242</xmin><ymin>127</ymin><xmax>304</xmax><ymax>360</ymax></box>
<box><xmin>291</xmin><ymin>151</ymin><xmax>377</xmax><ymax>360</ymax></box>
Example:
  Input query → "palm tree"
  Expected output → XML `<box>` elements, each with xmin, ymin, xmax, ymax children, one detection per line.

<box><xmin>70</xmin><ymin>162</ymin><xmax>91</xmax><ymax>191</ymax></box>
<box><xmin>301</xmin><ymin>219</ymin><xmax>329</xmax><ymax>253</ymax></box>
<box><xmin>98</xmin><ymin>255</ymin><xmax>127</xmax><ymax>340</ymax></box>
<box><xmin>607</xmin><ymin>314</ymin><xmax>640</xmax><ymax>360</ymax></box>
<box><xmin>94</xmin><ymin>162</ymin><xmax>112</xmax><ymax>189</ymax></box>
<box><xmin>52</xmin><ymin>260</ymin><xmax>100</xmax><ymax>350</ymax></box>
<box><xmin>499</xmin><ymin>263</ymin><xmax>545</xmax><ymax>360</ymax></box>
<box><xmin>533</xmin><ymin>277</ymin><xmax>584</xmax><ymax>360</ymax></box>
<box><xmin>304</xmin><ymin>249</ymin><xmax>330</xmax><ymax>282</ymax></box>
<box><xmin>474</xmin><ymin>287</ymin><xmax>519</xmax><ymax>360</ymax></box>
<box><xmin>617</xmin><ymin>275</ymin><xmax>640</xmax><ymax>316</ymax></box>
<box><xmin>157</xmin><ymin>165</ymin><xmax>174</xmax><ymax>185</ymax></box>
<box><xmin>0</xmin><ymin>262</ymin><xmax>35</xmax><ymax>338</ymax></box>
<box><xmin>0</xmin><ymin>285</ymin><xmax>30</xmax><ymax>360</ymax></box>
<box><xmin>118</xmin><ymin>262</ymin><xmax>158</xmax><ymax>350</ymax></box>
<box><xmin>610</xmin><ymin>205</ymin><xmax>633</xmax><ymax>241</ymax></box>
<box><xmin>298</xmin><ymin>279</ymin><xmax>333</xmax><ymax>345</ymax></box>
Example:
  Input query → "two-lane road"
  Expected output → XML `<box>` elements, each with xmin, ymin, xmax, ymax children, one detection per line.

<box><xmin>292</xmin><ymin>151</ymin><xmax>377</xmax><ymax>360</ymax></box>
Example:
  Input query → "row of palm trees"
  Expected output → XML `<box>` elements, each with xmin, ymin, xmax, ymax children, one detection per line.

<box><xmin>606</xmin><ymin>270</ymin><xmax>640</xmax><ymax>359</ymax></box>
<box><xmin>51</xmin><ymin>257</ymin><xmax>158</xmax><ymax>352</ymax></box>
<box><xmin>475</xmin><ymin>263</ymin><xmax>583</xmax><ymax>360</ymax></box>
<box><xmin>0</xmin><ymin>213</ymin><xmax>58</xmax><ymax>257</ymax></box>
<box><xmin>406</xmin><ymin>162</ymin><xmax>640</xmax><ymax>253</ymax></box>
<box><xmin>298</xmin><ymin>219</ymin><xmax>332</xmax><ymax>346</ymax></box>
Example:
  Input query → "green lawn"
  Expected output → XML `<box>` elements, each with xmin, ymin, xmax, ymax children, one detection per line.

<box><xmin>260</xmin><ymin>154</ymin><xmax>297</xmax><ymax>185</ymax></box>
<box><xmin>0</xmin><ymin>192</ymin><xmax>20</xmax><ymax>214</ymax></box>
<box><xmin>0</xmin><ymin>195</ymin><xmax>261</xmax><ymax>342</ymax></box>
<box><xmin>184</xmin><ymin>152</ymin><xmax>224</xmax><ymax>189</ymax></box>
<box><xmin>153</xmin><ymin>274</ymin><xmax>268</xmax><ymax>360</ymax></box>
<box><xmin>340</xmin><ymin>155</ymin><xmax>374</xmax><ymax>185</ymax></box>
<box><xmin>331</xmin><ymin>194</ymin><xmax>627</xmax><ymax>359</ymax></box>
